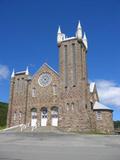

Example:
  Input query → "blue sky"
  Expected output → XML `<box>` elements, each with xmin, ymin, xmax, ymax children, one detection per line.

<box><xmin>0</xmin><ymin>0</ymin><xmax>120</xmax><ymax>120</ymax></box>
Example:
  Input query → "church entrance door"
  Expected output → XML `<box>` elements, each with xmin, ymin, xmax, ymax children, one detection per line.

<box><xmin>31</xmin><ymin>108</ymin><xmax>37</xmax><ymax>127</ymax></box>
<box><xmin>41</xmin><ymin>107</ymin><xmax>48</xmax><ymax>126</ymax></box>
<box><xmin>51</xmin><ymin>107</ymin><xmax>58</xmax><ymax>127</ymax></box>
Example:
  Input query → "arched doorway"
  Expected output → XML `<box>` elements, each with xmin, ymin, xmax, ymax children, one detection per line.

<box><xmin>41</xmin><ymin>107</ymin><xmax>48</xmax><ymax>126</ymax></box>
<box><xmin>31</xmin><ymin>108</ymin><xmax>37</xmax><ymax>127</ymax></box>
<box><xmin>51</xmin><ymin>106</ymin><xmax>58</xmax><ymax>127</ymax></box>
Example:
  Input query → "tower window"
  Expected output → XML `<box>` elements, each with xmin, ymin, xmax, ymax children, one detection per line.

<box><xmin>19</xmin><ymin>111</ymin><xmax>22</xmax><ymax>121</ymax></box>
<box><xmin>96</xmin><ymin>111</ymin><xmax>102</xmax><ymax>120</ymax></box>
<box><xmin>64</xmin><ymin>45</ymin><xmax>68</xmax><ymax>88</ymax></box>
<box><xmin>66</xmin><ymin>103</ymin><xmax>69</xmax><ymax>111</ymax></box>
<box><xmin>32</xmin><ymin>88</ymin><xmax>36</xmax><ymax>97</ymax></box>
<box><xmin>90</xmin><ymin>102</ymin><xmax>93</xmax><ymax>110</ymax></box>
<box><xmin>72</xmin><ymin>43</ymin><xmax>76</xmax><ymax>86</ymax></box>
<box><xmin>71</xmin><ymin>103</ymin><xmax>74</xmax><ymax>111</ymax></box>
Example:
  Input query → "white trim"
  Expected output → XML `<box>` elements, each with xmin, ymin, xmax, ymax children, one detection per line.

<box><xmin>15</xmin><ymin>71</ymin><xmax>26</xmax><ymax>74</ymax></box>
<box><xmin>0</xmin><ymin>124</ymin><xmax>23</xmax><ymax>132</ymax></box>
<box><xmin>43</xmin><ymin>63</ymin><xmax>59</xmax><ymax>76</ymax></box>
<box><xmin>90</xmin><ymin>82</ymin><xmax>95</xmax><ymax>93</ymax></box>
<box><xmin>63</xmin><ymin>37</ymin><xmax>76</xmax><ymax>42</ymax></box>
<box><xmin>93</xmin><ymin>101</ymin><xmax>113</xmax><ymax>111</ymax></box>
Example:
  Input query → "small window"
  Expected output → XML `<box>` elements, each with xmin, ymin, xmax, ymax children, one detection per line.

<box><xmin>13</xmin><ymin>112</ymin><xmax>17</xmax><ymax>121</ymax></box>
<box><xmin>66</xmin><ymin>103</ymin><xmax>69</xmax><ymax>111</ymax></box>
<box><xmin>96</xmin><ymin>111</ymin><xmax>102</xmax><ymax>120</ymax></box>
<box><xmin>90</xmin><ymin>102</ymin><xmax>93</xmax><ymax>110</ymax></box>
<box><xmin>71</xmin><ymin>103</ymin><xmax>74</xmax><ymax>111</ymax></box>
<box><xmin>32</xmin><ymin>88</ymin><xmax>36</xmax><ymax>97</ymax></box>
<box><xmin>53</xmin><ymin>85</ymin><xmax>57</xmax><ymax>95</ymax></box>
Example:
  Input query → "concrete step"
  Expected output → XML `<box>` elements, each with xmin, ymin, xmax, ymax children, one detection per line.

<box><xmin>1</xmin><ymin>125</ymin><xmax>63</xmax><ymax>133</ymax></box>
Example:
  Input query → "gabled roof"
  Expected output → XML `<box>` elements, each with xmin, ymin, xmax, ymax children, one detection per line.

<box><xmin>90</xmin><ymin>82</ymin><xmax>95</xmax><ymax>93</ymax></box>
<box><xmin>42</xmin><ymin>63</ymin><xmax>59</xmax><ymax>76</ymax></box>
<box><xmin>93</xmin><ymin>101</ymin><xmax>113</xmax><ymax>111</ymax></box>
<box><xmin>32</xmin><ymin>63</ymin><xmax>59</xmax><ymax>80</ymax></box>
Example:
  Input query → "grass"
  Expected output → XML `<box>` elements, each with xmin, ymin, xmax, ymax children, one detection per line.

<box><xmin>0</xmin><ymin>102</ymin><xmax>8</xmax><ymax>128</ymax></box>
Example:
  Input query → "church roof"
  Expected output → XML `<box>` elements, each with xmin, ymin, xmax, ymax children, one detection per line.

<box><xmin>41</xmin><ymin>63</ymin><xmax>59</xmax><ymax>76</ymax></box>
<box><xmin>90</xmin><ymin>82</ymin><xmax>95</xmax><ymax>93</ymax></box>
<box><xmin>93</xmin><ymin>101</ymin><xmax>113</xmax><ymax>111</ymax></box>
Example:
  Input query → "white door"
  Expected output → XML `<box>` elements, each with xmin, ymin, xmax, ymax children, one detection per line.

<box><xmin>52</xmin><ymin>116</ymin><xmax>58</xmax><ymax>126</ymax></box>
<box><xmin>31</xmin><ymin>119</ymin><xmax>37</xmax><ymax>127</ymax></box>
<box><xmin>51</xmin><ymin>109</ymin><xmax>58</xmax><ymax>127</ymax></box>
<box><xmin>31</xmin><ymin>111</ymin><xmax>37</xmax><ymax>127</ymax></box>
<box><xmin>41</xmin><ymin>108</ymin><xmax>47</xmax><ymax>126</ymax></box>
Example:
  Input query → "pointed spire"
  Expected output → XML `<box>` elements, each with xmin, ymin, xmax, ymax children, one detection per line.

<box><xmin>76</xmin><ymin>20</ymin><xmax>82</xmax><ymax>41</ymax></box>
<box><xmin>77</xmin><ymin>20</ymin><xmax>82</xmax><ymax>29</ymax></box>
<box><xmin>11</xmin><ymin>69</ymin><xmax>15</xmax><ymax>78</ymax></box>
<box><xmin>83</xmin><ymin>32</ymin><xmax>88</xmax><ymax>50</ymax></box>
<box><xmin>57</xmin><ymin>25</ymin><xmax>63</xmax><ymax>46</ymax></box>
<box><xmin>83</xmin><ymin>32</ymin><xmax>87</xmax><ymax>40</ymax></box>
<box><xmin>25</xmin><ymin>66</ymin><xmax>29</xmax><ymax>75</ymax></box>
<box><xmin>58</xmin><ymin>26</ymin><xmax>61</xmax><ymax>34</ymax></box>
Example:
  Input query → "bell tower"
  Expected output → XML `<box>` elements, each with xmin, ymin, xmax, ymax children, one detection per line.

<box><xmin>57</xmin><ymin>21</ymin><xmax>88</xmax><ymax>89</ymax></box>
<box><xmin>58</xmin><ymin>21</ymin><xmax>91</xmax><ymax>132</ymax></box>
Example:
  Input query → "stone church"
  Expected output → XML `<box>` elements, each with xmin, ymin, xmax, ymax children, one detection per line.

<box><xmin>7</xmin><ymin>22</ymin><xmax>114</xmax><ymax>133</ymax></box>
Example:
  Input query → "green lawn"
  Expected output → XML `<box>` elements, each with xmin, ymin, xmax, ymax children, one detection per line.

<box><xmin>0</xmin><ymin>102</ymin><xmax>8</xmax><ymax>129</ymax></box>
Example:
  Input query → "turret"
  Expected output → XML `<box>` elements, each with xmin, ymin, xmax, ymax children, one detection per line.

<box><xmin>57</xmin><ymin>26</ymin><xmax>66</xmax><ymax>47</ymax></box>
<box><xmin>76</xmin><ymin>21</ymin><xmax>82</xmax><ymax>41</ymax></box>
<box><xmin>83</xmin><ymin>32</ymin><xmax>88</xmax><ymax>50</ymax></box>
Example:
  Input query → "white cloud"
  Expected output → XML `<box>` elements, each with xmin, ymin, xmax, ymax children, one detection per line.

<box><xmin>95</xmin><ymin>80</ymin><xmax>120</xmax><ymax>108</ymax></box>
<box><xmin>0</xmin><ymin>65</ymin><xmax>10</xmax><ymax>80</ymax></box>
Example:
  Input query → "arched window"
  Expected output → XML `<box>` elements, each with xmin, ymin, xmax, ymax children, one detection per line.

<box><xmin>51</xmin><ymin>106</ymin><xmax>58</xmax><ymax>118</ymax></box>
<box><xmin>71</xmin><ymin>103</ymin><xmax>74</xmax><ymax>111</ymax></box>
<box><xmin>41</xmin><ymin>107</ymin><xmax>48</xmax><ymax>118</ymax></box>
<box><xmin>66</xmin><ymin>103</ymin><xmax>69</xmax><ymax>111</ymax></box>
<box><xmin>31</xmin><ymin>108</ymin><xmax>37</xmax><ymax>119</ymax></box>
<box><xmin>51</xmin><ymin>106</ymin><xmax>58</xmax><ymax>126</ymax></box>
<box><xmin>32</xmin><ymin>88</ymin><xmax>36</xmax><ymax>97</ymax></box>
<box><xmin>31</xmin><ymin>108</ymin><xmax>37</xmax><ymax>127</ymax></box>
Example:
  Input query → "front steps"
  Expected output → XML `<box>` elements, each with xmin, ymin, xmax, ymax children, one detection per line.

<box><xmin>1</xmin><ymin>125</ymin><xmax>63</xmax><ymax>133</ymax></box>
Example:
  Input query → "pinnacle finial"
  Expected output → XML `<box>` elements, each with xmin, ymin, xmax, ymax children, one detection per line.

<box><xmin>58</xmin><ymin>26</ymin><xmax>61</xmax><ymax>34</ymax></box>
<box><xmin>83</xmin><ymin>32</ymin><xmax>88</xmax><ymax>50</ymax></box>
<box><xmin>83</xmin><ymin>32</ymin><xmax>87</xmax><ymax>40</ymax></box>
<box><xmin>11</xmin><ymin>69</ymin><xmax>15</xmax><ymax>78</ymax></box>
<box><xmin>57</xmin><ymin>25</ymin><xmax>63</xmax><ymax>46</ymax></box>
<box><xmin>77</xmin><ymin>20</ymin><xmax>82</xmax><ymax>29</ymax></box>
<box><xmin>25</xmin><ymin>66</ymin><xmax>29</xmax><ymax>75</ymax></box>
<box><xmin>76</xmin><ymin>20</ymin><xmax>82</xmax><ymax>40</ymax></box>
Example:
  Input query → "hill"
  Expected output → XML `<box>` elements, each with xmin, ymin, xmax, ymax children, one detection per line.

<box><xmin>0</xmin><ymin>102</ymin><xmax>8</xmax><ymax>128</ymax></box>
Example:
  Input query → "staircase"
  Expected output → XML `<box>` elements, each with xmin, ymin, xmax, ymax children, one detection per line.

<box><xmin>1</xmin><ymin>124</ymin><xmax>63</xmax><ymax>134</ymax></box>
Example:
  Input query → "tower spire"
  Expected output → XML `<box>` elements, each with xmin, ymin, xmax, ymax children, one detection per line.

<box><xmin>58</xmin><ymin>26</ymin><xmax>61</xmax><ymax>34</ymax></box>
<box><xmin>77</xmin><ymin>20</ymin><xmax>82</xmax><ymax>29</ymax></box>
<box><xmin>11</xmin><ymin>69</ymin><xmax>15</xmax><ymax>78</ymax></box>
<box><xmin>25</xmin><ymin>66</ymin><xmax>29</xmax><ymax>75</ymax></box>
<box><xmin>57</xmin><ymin>25</ymin><xmax>63</xmax><ymax>46</ymax></box>
<box><xmin>76</xmin><ymin>20</ymin><xmax>82</xmax><ymax>41</ymax></box>
<box><xmin>83</xmin><ymin>32</ymin><xmax>88</xmax><ymax>50</ymax></box>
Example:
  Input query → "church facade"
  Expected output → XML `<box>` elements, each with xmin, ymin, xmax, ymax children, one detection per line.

<box><xmin>7</xmin><ymin>22</ymin><xmax>114</xmax><ymax>133</ymax></box>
